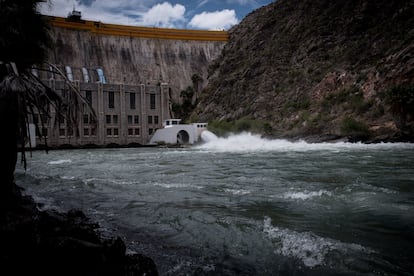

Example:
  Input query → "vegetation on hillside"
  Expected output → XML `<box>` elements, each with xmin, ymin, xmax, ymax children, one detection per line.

<box><xmin>381</xmin><ymin>85</ymin><xmax>414</xmax><ymax>130</ymax></box>
<box><xmin>171</xmin><ymin>73</ymin><xmax>203</xmax><ymax>122</ymax></box>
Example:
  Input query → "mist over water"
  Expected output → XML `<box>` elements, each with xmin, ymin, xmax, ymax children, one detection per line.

<box><xmin>16</xmin><ymin>134</ymin><xmax>414</xmax><ymax>275</ymax></box>
<box><xmin>198</xmin><ymin>132</ymin><xmax>413</xmax><ymax>152</ymax></box>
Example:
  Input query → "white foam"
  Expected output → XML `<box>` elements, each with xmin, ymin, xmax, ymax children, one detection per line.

<box><xmin>152</xmin><ymin>182</ymin><xmax>201</xmax><ymax>189</ymax></box>
<box><xmin>196</xmin><ymin>132</ymin><xmax>414</xmax><ymax>153</ymax></box>
<box><xmin>201</xmin><ymin>130</ymin><xmax>218</xmax><ymax>143</ymax></box>
<box><xmin>60</xmin><ymin>175</ymin><xmax>75</xmax><ymax>180</ymax></box>
<box><xmin>283</xmin><ymin>190</ymin><xmax>332</xmax><ymax>200</ymax></box>
<box><xmin>48</xmin><ymin>159</ymin><xmax>72</xmax><ymax>165</ymax></box>
<box><xmin>263</xmin><ymin>217</ymin><xmax>372</xmax><ymax>267</ymax></box>
<box><xmin>223</xmin><ymin>188</ymin><xmax>251</xmax><ymax>195</ymax></box>
<box><xmin>82</xmin><ymin>178</ymin><xmax>98</xmax><ymax>185</ymax></box>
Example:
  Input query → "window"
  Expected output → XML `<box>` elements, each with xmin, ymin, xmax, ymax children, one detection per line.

<box><xmin>150</xmin><ymin>94</ymin><xmax>156</xmax><ymax>109</ymax></box>
<box><xmin>91</xmin><ymin>127</ymin><xmax>97</xmax><ymax>136</ymax></box>
<box><xmin>108</xmin><ymin>92</ymin><xmax>114</xmax><ymax>108</ymax></box>
<box><xmin>113</xmin><ymin>115</ymin><xmax>118</xmax><ymax>124</ymax></box>
<box><xmin>67</xmin><ymin>127</ymin><xmax>74</xmax><ymax>137</ymax></box>
<box><xmin>128</xmin><ymin>115</ymin><xmax>133</xmax><ymax>125</ymax></box>
<box><xmin>130</xmin><ymin>93</ymin><xmax>136</xmax><ymax>109</ymax></box>
<box><xmin>106</xmin><ymin>115</ymin><xmax>111</xmax><ymax>124</ymax></box>
<box><xmin>83</xmin><ymin>114</ymin><xmax>89</xmax><ymax>124</ymax></box>
<box><xmin>33</xmin><ymin>114</ymin><xmax>39</xmax><ymax>124</ymax></box>
<box><xmin>134</xmin><ymin>115</ymin><xmax>139</xmax><ymax>124</ymax></box>
<box><xmin>59</xmin><ymin>128</ymin><xmax>65</xmax><ymax>137</ymax></box>
<box><xmin>149</xmin><ymin>128</ymin><xmax>153</xmax><ymax>135</ymax></box>
<box><xmin>48</xmin><ymin>66</ymin><xmax>54</xmax><ymax>80</ymax></box>
<box><xmin>59</xmin><ymin>115</ymin><xmax>65</xmax><ymax>125</ymax></box>
<box><xmin>89</xmin><ymin>114</ymin><xmax>96</xmax><ymax>125</ymax></box>
<box><xmin>154</xmin><ymin>116</ymin><xmax>159</xmax><ymax>125</ymax></box>
<box><xmin>113</xmin><ymin>128</ymin><xmax>119</xmax><ymax>136</ymax></box>
<box><xmin>84</xmin><ymin>128</ymin><xmax>89</xmax><ymax>136</ymax></box>
<box><xmin>148</xmin><ymin>116</ymin><xmax>152</xmax><ymax>124</ymax></box>
<box><xmin>82</xmin><ymin>68</ymin><xmax>90</xmax><ymax>83</ymax></box>
<box><xmin>97</xmin><ymin>68</ymin><xmax>107</xmax><ymax>83</ymax></box>
<box><xmin>65</xmin><ymin>66</ymin><xmax>73</xmax><ymax>81</ymax></box>
<box><xmin>85</xmin><ymin>90</ymin><xmax>92</xmax><ymax>104</ymax></box>
<box><xmin>128</xmin><ymin>128</ymin><xmax>133</xmax><ymax>136</ymax></box>
<box><xmin>41</xmin><ymin>114</ymin><xmax>49</xmax><ymax>124</ymax></box>
<box><xmin>134</xmin><ymin>128</ymin><xmax>140</xmax><ymax>136</ymax></box>
<box><xmin>106</xmin><ymin>128</ymin><xmax>112</xmax><ymax>136</ymax></box>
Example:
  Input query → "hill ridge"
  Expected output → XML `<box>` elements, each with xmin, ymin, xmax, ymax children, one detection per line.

<box><xmin>194</xmin><ymin>0</ymin><xmax>414</xmax><ymax>142</ymax></box>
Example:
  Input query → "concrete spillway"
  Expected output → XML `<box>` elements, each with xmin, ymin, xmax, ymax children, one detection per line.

<box><xmin>45</xmin><ymin>16</ymin><xmax>227</xmax><ymax>102</ymax></box>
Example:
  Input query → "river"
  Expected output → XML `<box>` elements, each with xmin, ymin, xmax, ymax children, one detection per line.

<box><xmin>15</xmin><ymin>133</ymin><xmax>414</xmax><ymax>275</ymax></box>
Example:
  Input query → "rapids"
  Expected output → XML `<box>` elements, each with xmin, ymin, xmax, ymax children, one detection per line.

<box><xmin>15</xmin><ymin>133</ymin><xmax>414</xmax><ymax>275</ymax></box>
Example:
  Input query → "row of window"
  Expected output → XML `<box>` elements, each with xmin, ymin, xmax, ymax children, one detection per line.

<box><xmin>39</xmin><ymin>127</ymin><xmax>149</xmax><ymax>138</ymax></box>
<box><xmin>35</xmin><ymin>114</ymin><xmax>158</xmax><ymax>133</ymax></box>
<box><xmin>31</xmin><ymin>66</ymin><xmax>106</xmax><ymax>84</ymax></box>
<box><xmin>107</xmin><ymin>128</ymin><xmax>141</xmax><ymax>137</ymax></box>
<box><xmin>33</xmin><ymin>113</ymin><xmax>95</xmax><ymax>126</ymax></box>
<box><xmin>58</xmin><ymin>127</ymin><xmax>97</xmax><ymax>137</ymax></box>
<box><xmin>107</xmin><ymin>92</ymin><xmax>156</xmax><ymax>110</ymax></box>
<box><xmin>62</xmin><ymin>66</ymin><xmax>106</xmax><ymax>83</ymax></box>
<box><xmin>83</xmin><ymin>91</ymin><xmax>154</xmax><ymax>110</ymax></box>
<box><xmin>36</xmin><ymin>114</ymin><xmax>144</xmax><ymax>126</ymax></box>
<box><xmin>106</xmin><ymin>115</ymin><xmax>159</xmax><ymax>125</ymax></box>
<box><xmin>32</xmin><ymin>114</ymin><xmax>50</xmax><ymax>124</ymax></box>
<box><xmin>57</xmin><ymin>128</ymin><xmax>141</xmax><ymax>137</ymax></box>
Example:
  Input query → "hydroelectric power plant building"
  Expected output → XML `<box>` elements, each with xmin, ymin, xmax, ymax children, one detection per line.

<box><xmin>34</xmin><ymin>71</ymin><xmax>169</xmax><ymax>147</ymax></box>
<box><xmin>34</xmin><ymin>12</ymin><xmax>227</xmax><ymax>148</ymax></box>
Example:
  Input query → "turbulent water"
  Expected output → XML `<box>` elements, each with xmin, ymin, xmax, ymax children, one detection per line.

<box><xmin>15</xmin><ymin>133</ymin><xmax>414</xmax><ymax>275</ymax></box>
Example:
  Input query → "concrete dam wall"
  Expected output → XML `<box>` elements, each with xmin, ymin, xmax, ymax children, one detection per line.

<box><xmin>45</xmin><ymin>16</ymin><xmax>227</xmax><ymax>103</ymax></box>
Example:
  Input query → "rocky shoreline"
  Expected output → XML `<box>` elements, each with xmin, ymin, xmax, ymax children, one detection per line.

<box><xmin>261</xmin><ymin>131</ymin><xmax>414</xmax><ymax>144</ymax></box>
<box><xmin>0</xmin><ymin>184</ymin><xmax>158</xmax><ymax>276</ymax></box>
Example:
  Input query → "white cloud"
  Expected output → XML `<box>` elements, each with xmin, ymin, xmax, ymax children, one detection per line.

<box><xmin>38</xmin><ymin>0</ymin><xmax>241</xmax><ymax>29</ymax></box>
<box><xmin>189</xmin><ymin>9</ymin><xmax>238</xmax><ymax>30</ymax></box>
<box><xmin>139</xmin><ymin>2</ymin><xmax>186</xmax><ymax>28</ymax></box>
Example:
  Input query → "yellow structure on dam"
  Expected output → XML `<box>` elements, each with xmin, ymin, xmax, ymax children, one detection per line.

<box><xmin>47</xmin><ymin>16</ymin><xmax>229</xmax><ymax>42</ymax></box>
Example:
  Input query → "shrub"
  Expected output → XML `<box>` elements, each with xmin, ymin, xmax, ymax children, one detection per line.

<box><xmin>284</xmin><ymin>96</ymin><xmax>311</xmax><ymax>110</ymax></box>
<box><xmin>208</xmin><ymin>117</ymin><xmax>269</xmax><ymax>136</ymax></box>
<box><xmin>340</xmin><ymin>117</ymin><xmax>370</xmax><ymax>137</ymax></box>
<box><xmin>381</xmin><ymin>85</ymin><xmax>414</xmax><ymax>129</ymax></box>
<box><xmin>322</xmin><ymin>85</ymin><xmax>363</xmax><ymax>111</ymax></box>
<box><xmin>208</xmin><ymin>120</ymin><xmax>233</xmax><ymax>137</ymax></box>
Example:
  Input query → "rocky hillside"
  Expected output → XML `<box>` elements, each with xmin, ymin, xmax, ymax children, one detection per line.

<box><xmin>195</xmin><ymin>0</ymin><xmax>414</xmax><ymax>142</ymax></box>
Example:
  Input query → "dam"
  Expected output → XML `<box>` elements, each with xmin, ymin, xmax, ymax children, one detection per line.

<box><xmin>33</xmin><ymin>12</ymin><xmax>227</xmax><ymax>148</ymax></box>
<box><xmin>45</xmin><ymin>14</ymin><xmax>227</xmax><ymax>101</ymax></box>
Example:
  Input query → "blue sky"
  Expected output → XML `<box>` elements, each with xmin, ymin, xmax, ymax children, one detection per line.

<box><xmin>39</xmin><ymin>0</ymin><xmax>274</xmax><ymax>30</ymax></box>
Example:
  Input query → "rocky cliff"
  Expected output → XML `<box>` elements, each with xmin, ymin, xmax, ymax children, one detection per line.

<box><xmin>45</xmin><ymin>17</ymin><xmax>226</xmax><ymax>104</ymax></box>
<box><xmin>195</xmin><ymin>0</ymin><xmax>414</xmax><ymax>142</ymax></box>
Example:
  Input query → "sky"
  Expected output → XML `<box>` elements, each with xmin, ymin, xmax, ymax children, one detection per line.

<box><xmin>39</xmin><ymin>0</ymin><xmax>274</xmax><ymax>30</ymax></box>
